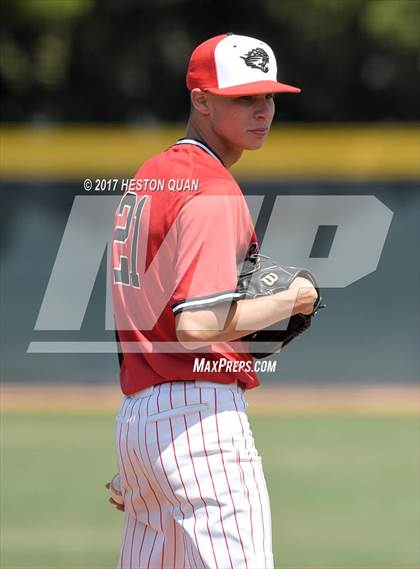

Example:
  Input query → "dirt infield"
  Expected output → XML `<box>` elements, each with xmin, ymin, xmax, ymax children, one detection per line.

<box><xmin>1</xmin><ymin>383</ymin><xmax>418</xmax><ymax>414</ymax></box>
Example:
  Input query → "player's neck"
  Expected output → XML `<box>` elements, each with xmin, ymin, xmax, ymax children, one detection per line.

<box><xmin>185</xmin><ymin>120</ymin><xmax>243</xmax><ymax>169</ymax></box>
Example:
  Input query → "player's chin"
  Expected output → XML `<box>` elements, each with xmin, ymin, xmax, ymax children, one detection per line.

<box><xmin>243</xmin><ymin>131</ymin><xmax>269</xmax><ymax>150</ymax></box>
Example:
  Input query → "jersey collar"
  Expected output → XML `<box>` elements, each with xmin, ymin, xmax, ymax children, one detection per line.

<box><xmin>175</xmin><ymin>138</ymin><xmax>224</xmax><ymax>166</ymax></box>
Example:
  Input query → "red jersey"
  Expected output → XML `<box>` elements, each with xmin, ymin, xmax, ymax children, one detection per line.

<box><xmin>111</xmin><ymin>138</ymin><xmax>259</xmax><ymax>394</ymax></box>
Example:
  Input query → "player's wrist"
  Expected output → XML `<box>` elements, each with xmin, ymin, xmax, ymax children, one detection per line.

<box><xmin>271</xmin><ymin>288</ymin><xmax>311</xmax><ymax>317</ymax></box>
<box><xmin>271</xmin><ymin>288</ymin><xmax>298</xmax><ymax>319</ymax></box>
<box><xmin>294</xmin><ymin>288</ymin><xmax>317</xmax><ymax>316</ymax></box>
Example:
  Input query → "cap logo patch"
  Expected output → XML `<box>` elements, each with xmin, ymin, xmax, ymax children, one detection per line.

<box><xmin>240</xmin><ymin>47</ymin><xmax>269</xmax><ymax>73</ymax></box>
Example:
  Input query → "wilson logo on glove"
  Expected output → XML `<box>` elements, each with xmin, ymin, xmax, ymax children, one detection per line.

<box><xmin>261</xmin><ymin>272</ymin><xmax>279</xmax><ymax>287</ymax></box>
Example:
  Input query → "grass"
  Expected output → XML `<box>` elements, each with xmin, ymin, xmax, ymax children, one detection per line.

<box><xmin>1</xmin><ymin>412</ymin><xmax>418</xmax><ymax>568</ymax></box>
<box><xmin>252</xmin><ymin>415</ymin><xmax>419</xmax><ymax>568</ymax></box>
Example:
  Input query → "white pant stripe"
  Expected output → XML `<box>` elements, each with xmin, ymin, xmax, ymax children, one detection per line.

<box><xmin>125</xmin><ymin>399</ymin><xmax>151</xmax><ymax>523</ymax></box>
<box><xmin>126</xmin><ymin>400</ymin><xmax>151</xmax><ymax>568</ymax></box>
<box><xmin>234</xmin><ymin>438</ymin><xmax>256</xmax><ymax>555</ymax></box>
<box><xmin>146</xmin><ymin>530</ymin><xmax>158</xmax><ymax>568</ymax></box>
<box><xmin>136</xmin><ymin>522</ymin><xmax>147</xmax><ymax>569</ymax></box>
<box><xmin>117</xmin><ymin>399</ymin><xmax>135</xmax><ymax>569</ymax></box>
<box><xmin>153</xmin><ymin>388</ymin><xmax>192</xmax><ymax>565</ymax></box>
<box><xmin>129</xmin><ymin>513</ymin><xmax>137</xmax><ymax>569</ymax></box>
<box><xmin>144</xmin><ymin>397</ymin><xmax>189</xmax><ymax>568</ymax></box>
<box><xmin>231</xmin><ymin>392</ymin><xmax>256</xmax><ymax>554</ymax></box>
<box><xmin>235</xmin><ymin>391</ymin><xmax>268</xmax><ymax>567</ymax></box>
<box><xmin>197</xmin><ymin>388</ymin><xmax>234</xmax><ymax>569</ymax></box>
<box><xmin>143</xmin><ymin>396</ymin><xmax>166</xmax><ymax>533</ymax></box>
<box><xmin>233</xmin><ymin>390</ymin><xmax>273</xmax><ymax>568</ymax></box>
<box><xmin>182</xmin><ymin>384</ymin><xmax>219</xmax><ymax>568</ymax></box>
<box><xmin>118</xmin><ymin>513</ymin><xmax>128</xmax><ymax>569</ymax></box>
<box><xmin>161</xmin><ymin>385</ymin><xmax>206</xmax><ymax>569</ymax></box>
<box><xmin>134</xmin><ymin>400</ymin><xmax>162</xmax><ymax>530</ymax></box>
<box><xmin>154</xmin><ymin>387</ymin><xmax>192</xmax><ymax>567</ymax></box>
<box><xmin>214</xmin><ymin>389</ymin><xmax>249</xmax><ymax>567</ymax></box>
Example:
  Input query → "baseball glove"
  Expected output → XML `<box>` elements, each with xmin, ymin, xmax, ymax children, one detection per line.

<box><xmin>236</xmin><ymin>254</ymin><xmax>324</xmax><ymax>358</ymax></box>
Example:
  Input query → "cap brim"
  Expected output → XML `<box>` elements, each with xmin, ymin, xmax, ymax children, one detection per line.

<box><xmin>206</xmin><ymin>80</ymin><xmax>301</xmax><ymax>96</ymax></box>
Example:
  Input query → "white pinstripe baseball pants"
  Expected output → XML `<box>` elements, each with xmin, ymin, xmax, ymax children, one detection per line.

<box><xmin>115</xmin><ymin>381</ymin><xmax>273</xmax><ymax>569</ymax></box>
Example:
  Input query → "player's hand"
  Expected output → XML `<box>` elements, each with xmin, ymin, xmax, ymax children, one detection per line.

<box><xmin>105</xmin><ymin>481</ymin><xmax>125</xmax><ymax>512</ymax></box>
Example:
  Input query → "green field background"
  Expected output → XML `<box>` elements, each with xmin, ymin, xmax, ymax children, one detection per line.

<box><xmin>1</xmin><ymin>412</ymin><xmax>418</xmax><ymax>569</ymax></box>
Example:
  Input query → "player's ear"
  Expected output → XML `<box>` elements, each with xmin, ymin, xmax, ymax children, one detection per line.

<box><xmin>190</xmin><ymin>89</ymin><xmax>210</xmax><ymax>116</ymax></box>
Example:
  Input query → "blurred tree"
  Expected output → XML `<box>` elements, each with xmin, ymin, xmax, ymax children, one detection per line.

<box><xmin>13</xmin><ymin>0</ymin><xmax>94</xmax><ymax>22</ymax></box>
<box><xmin>0</xmin><ymin>0</ymin><xmax>418</xmax><ymax>123</ymax></box>
<box><xmin>361</xmin><ymin>0</ymin><xmax>420</xmax><ymax>51</ymax></box>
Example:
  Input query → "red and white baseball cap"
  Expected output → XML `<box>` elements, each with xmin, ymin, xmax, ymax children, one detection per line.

<box><xmin>186</xmin><ymin>33</ymin><xmax>301</xmax><ymax>96</ymax></box>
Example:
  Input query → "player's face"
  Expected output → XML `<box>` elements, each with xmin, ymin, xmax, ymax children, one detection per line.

<box><xmin>208</xmin><ymin>93</ymin><xmax>276</xmax><ymax>150</ymax></box>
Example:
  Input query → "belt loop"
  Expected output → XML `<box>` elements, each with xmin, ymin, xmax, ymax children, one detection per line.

<box><xmin>131</xmin><ymin>386</ymin><xmax>154</xmax><ymax>399</ymax></box>
<box><xmin>194</xmin><ymin>380</ymin><xmax>240</xmax><ymax>391</ymax></box>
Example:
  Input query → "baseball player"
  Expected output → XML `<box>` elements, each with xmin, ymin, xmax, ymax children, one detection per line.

<box><xmin>110</xmin><ymin>33</ymin><xmax>317</xmax><ymax>569</ymax></box>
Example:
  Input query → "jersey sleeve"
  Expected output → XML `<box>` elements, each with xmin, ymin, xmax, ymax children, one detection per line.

<box><xmin>171</xmin><ymin>193</ymin><xmax>252</xmax><ymax>315</ymax></box>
